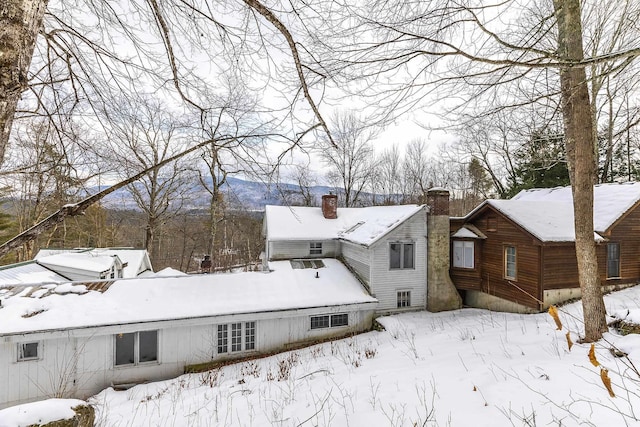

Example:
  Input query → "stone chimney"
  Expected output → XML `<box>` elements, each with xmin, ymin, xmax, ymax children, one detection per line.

<box><xmin>426</xmin><ymin>188</ymin><xmax>462</xmax><ymax>312</ymax></box>
<box><xmin>321</xmin><ymin>194</ymin><xmax>338</xmax><ymax>219</ymax></box>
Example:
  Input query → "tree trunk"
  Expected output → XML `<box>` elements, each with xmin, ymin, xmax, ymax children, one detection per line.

<box><xmin>554</xmin><ymin>0</ymin><xmax>608</xmax><ymax>342</ymax></box>
<box><xmin>0</xmin><ymin>0</ymin><xmax>48</xmax><ymax>163</ymax></box>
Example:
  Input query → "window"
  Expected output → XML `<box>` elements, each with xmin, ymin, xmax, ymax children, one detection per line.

<box><xmin>607</xmin><ymin>243</ymin><xmax>620</xmax><ymax>278</ymax></box>
<box><xmin>231</xmin><ymin>323</ymin><xmax>242</xmax><ymax>352</ymax></box>
<box><xmin>310</xmin><ymin>242</ymin><xmax>323</xmax><ymax>255</ymax></box>
<box><xmin>453</xmin><ymin>241</ymin><xmax>474</xmax><ymax>269</ymax></box>
<box><xmin>397</xmin><ymin>291</ymin><xmax>411</xmax><ymax>308</ymax></box>
<box><xmin>290</xmin><ymin>259</ymin><xmax>325</xmax><ymax>269</ymax></box>
<box><xmin>18</xmin><ymin>342</ymin><xmax>39</xmax><ymax>361</ymax></box>
<box><xmin>504</xmin><ymin>246</ymin><xmax>517</xmax><ymax>280</ymax></box>
<box><xmin>245</xmin><ymin>322</ymin><xmax>256</xmax><ymax>351</ymax></box>
<box><xmin>217</xmin><ymin>322</ymin><xmax>256</xmax><ymax>354</ymax></box>
<box><xmin>331</xmin><ymin>313</ymin><xmax>349</xmax><ymax>327</ymax></box>
<box><xmin>310</xmin><ymin>315</ymin><xmax>330</xmax><ymax>329</ymax></box>
<box><xmin>115</xmin><ymin>331</ymin><xmax>158</xmax><ymax>366</ymax></box>
<box><xmin>310</xmin><ymin>314</ymin><xmax>349</xmax><ymax>329</ymax></box>
<box><xmin>217</xmin><ymin>325</ymin><xmax>228</xmax><ymax>354</ymax></box>
<box><xmin>390</xmin><ymin>242</ymin><xmax>414</xmax><ymax>269</ymax></box>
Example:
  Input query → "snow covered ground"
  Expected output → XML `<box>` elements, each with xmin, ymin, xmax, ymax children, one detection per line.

<box><xmin>5</xmin><ymin>286</ymin><xmax>640</xmax><ymax>426</ymax></box>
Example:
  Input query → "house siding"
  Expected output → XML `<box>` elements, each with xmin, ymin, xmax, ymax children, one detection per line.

<box><xmin>369</xmin><ymin>211</ymin><xmax>427</xmax><ymax>312</ymax></box>
<box><xmin>341</xmin><ymin>241</ymin><xmax>371</xmax><ymax>283</ymax></box>
<box><xmin>268</xmin><ymin>240</ymin><xmax>339</xmax><ymax>260</ymax></box>
<box><xmin>461</xmin><ymin>210</ymin><xmax>542</xmax><ymax>310</ymax></box>
<box><xmin>0</xmin><ymin>304</ymin><xmax>375</xmax><ymax>409</ymax></box>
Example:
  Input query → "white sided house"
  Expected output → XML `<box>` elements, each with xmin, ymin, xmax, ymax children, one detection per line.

<box><xmin>264</xmin><ymin>194</ymin><xmax>430</xmax><ymax>313</ymax></box>
<box><xmin>0</xmin><ymin>259</ymin><xmax>376</xmax><ymax>409</ymax></box>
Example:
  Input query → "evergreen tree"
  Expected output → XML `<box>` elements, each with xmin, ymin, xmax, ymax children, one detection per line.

<box><xmin>506</xmin><ymin>132</ymin><xmax>570</xmax><ymax>197</ymax></box>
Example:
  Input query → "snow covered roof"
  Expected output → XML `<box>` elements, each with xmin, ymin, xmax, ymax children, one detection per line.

<box><xmin>0</xmin><ymin>259</ymin><xmax>376</xmax><ymax>336</ymax></box>
<box><xmin>466</xmin><ymin>183</ymin><xmax>640</xmax><ymax>242</ymax></box>
<box><xmin>35</xmin><ymin>248</ymin><xmax>153</xmax><ymax>278</ymax></box>
<box><xmin>37</xmin><ymin>253</ymin><xmax>117</xmax><ymax>273</ymax></box>
<box><xmin>264</xmin><ymin>205</ymin><xmax>425</xmax><ymax>246</ymax></box>
<box><xmin>0</xmin><ymin>262</ymin><xmax>69</xmax><ymax>287</ymax></box>
<box><xmin>451</xmin><ymin>225</ymin><xmax>486</xmax><ymax>239</ymax></box>
<box><xmin>512</xmin><ymin>182</ymin><xmax>640</xmax><ymax>232</ymax></box>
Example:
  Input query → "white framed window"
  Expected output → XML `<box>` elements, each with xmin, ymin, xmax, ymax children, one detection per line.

<box><xmin>217</xmin><ymin>322</ymin><xmax>257</xmax><ymax>354</ymax></box>
<box><xmin>115</xmin><ymin>330</ymin><xmax>158</xmax><ymax>366</ymax></box>
<box><xmin>397</xmin><ymin>291</ymin><xmax>411</xmax><ymax>308</ymax></box>
<box><xmin>453</xmin><ymin>241</ymin><xmax>474</xmax><ymax>269</ymax></box>
<box><xmin>310</xmin><ymin>314</ymin><xmax>349</xmax><ymax>330</ymax></box>
<box><xmin>390</xmin><ymin>242</ymin><xmax>415</xmax><ymax>270</ymax></box>
<box><xmin>245</xmin><ymin>322</ymin><xmax>256</xmax><ymax>351</ymax></box>
<box><xmin>504</xmin><ymin>246</ymin><xmax>517</xmax><ymax>280</ymax></box>
<box><xmin>607</xmin><ymin>243</ymin><xmax>620</xmax><ymax>278</ymax></box>
<box><xmin>310</xmin><ymin>242</ymin><xmax>323</xmax><ymax>255</ymax></box>
<box><xmin>17</xmin><ymin>342</ymin><xmax>40</xmax><ymax>362</ymax></box>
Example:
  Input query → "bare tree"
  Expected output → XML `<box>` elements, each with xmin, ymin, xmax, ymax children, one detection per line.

<box><xmin>314</xmin><ymin>0</ymin><xmax>640</xmax><ymax>339</ymax></box>
<box><xmin>319</xmin><ymin>111</ymin><xmax>377</xmax><ymax>207</ymax></box>
<box><xmin>375</xmin><ymin>144</ymin><xmax>403</xmax><ymax>205</ymax></box>
<box><xmin>102</xmin><ymin>96</ymin><xmax>193</xmax><ymax>264</ymax></box>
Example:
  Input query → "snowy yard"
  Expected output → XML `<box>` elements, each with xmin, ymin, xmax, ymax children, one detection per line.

<box><xmin>6</xmin><ymin>286</ymin><xmax>640</xmax><ymax>426</ymax></box>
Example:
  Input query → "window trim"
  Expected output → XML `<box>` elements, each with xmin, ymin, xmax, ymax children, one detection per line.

<box><xmin>607</xmin><ymin>242</ymin><xmax>621</xmax><ymax>279</ymax></box>
<box><xmin>17</xmin><ymin>342</ymin><xmax>40</xmax><ymax>362</ymax></box>
<box><xmin>114</xmin><ymin>330</ymin><xmax>159</xmax><ymax>367</ymax></box>
<box><xmin>217</xmin><ymin>321</ymin><xmax>257</xmax><ymax>354</ymax></box>
<box><xmin>310</xmin><ymin>313</ymin><xmax>350</xmax><ymax>330</ymax></box>
<box><xmin>309</xmin><ymin>242</ymin><xmax>323</xmax><ymax>256</ymax></box>
<box><xmin>389</xmin><ymin>242</ymin><xmax>415</xmax><ymax>270</ymax></box>
<box><xmin>397</xmin><ymin>290</ymin><xmax>411</xmax><ymax>308</ymax></box>
<box><xmin>504</xmin><ymin>246</ymin><xmax>517</xmax><ymax>280</ymax></box>
<box><xmin>452</xmin><ymin>240</ymin><xmax>475</xmax><ymax>269</ymax></box>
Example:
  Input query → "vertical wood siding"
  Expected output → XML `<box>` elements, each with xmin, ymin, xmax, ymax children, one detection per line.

<box><xmin>0</xmin><ymin>306</ymin><xmax>375</xmax><ymax>409</ymax></box>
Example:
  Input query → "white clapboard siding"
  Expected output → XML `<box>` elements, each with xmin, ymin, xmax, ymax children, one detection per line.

<box><xmin>368</xmin><ymin>210</ymin><xmax>428</xmax><ymax>312</ymax></box>
<box><xmin>268</xmin><ymin>240</ymin><xmax>339</xmax><ymax>260</ymax></box>
<box><xmin>1</xmin><ymin>303</ymin><xmax>375</xmax><ymax>409</ymax></box>
<box><xmin>341</xmin><ymin>241</ymin><xmax>371</xmax><ymax>283</ymax></box>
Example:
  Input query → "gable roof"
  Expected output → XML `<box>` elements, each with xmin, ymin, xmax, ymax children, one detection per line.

<box><xmin>465</xmin><ymin>182</ymin><xmax>640</xmax><ymax>242</ymax></box>
<box><xmin>264</xmin><ymin>205</ymin><xmax>425</xmax><ymax>246</ymax></box>
<box><xmin>36</xmin><ymin>253</ymin><xmax>118</xmax><ymax>274</ymax></box>
<box><xmin>35</xmin><ymin>248</ymin><xmax>153</xmax><ymax>278</ymax></box>
<box><xmin>0</xmin><ymin>259</ymin><xmax>376</xmax><ymax>336</ymax></box>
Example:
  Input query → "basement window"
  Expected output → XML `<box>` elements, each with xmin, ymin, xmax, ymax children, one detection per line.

<box><xmin>310</xmin><ymin>314</ymin><xmax>349</xmax><ymax>329</ymax></box>
<box><xmin>17</xmin><ymin>342</ymin><xmax>40</xmax><ymax>362</ymax></box>
<box><xmin>397</xmin><ymin>291</ymin><xmax>411</xmax><ymax>308</ymax></box>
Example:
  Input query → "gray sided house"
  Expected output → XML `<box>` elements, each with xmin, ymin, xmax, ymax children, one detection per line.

<box><xmin>264</xmin><ymin>194</ymin><xmax>431</xmax><ymax>313</ymax></box>
<box><xmin>0</xmin><ymin>260</ymin><xmax>376</xmax><ymax>409</ymax></box>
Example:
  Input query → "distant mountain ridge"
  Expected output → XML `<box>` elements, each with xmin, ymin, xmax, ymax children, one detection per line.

<box><xmin>100</xmin><ymin>176</ymin><xmax>341</xmax><ymax>211</ymax></box>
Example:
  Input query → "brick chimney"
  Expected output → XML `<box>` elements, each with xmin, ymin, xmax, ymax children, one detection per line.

<box><xmin>321</xmin><ymin>194</ymin><xmax>338</xmax><ymax>219</ymax></box>
<box><xmin>426</xmin><ymin>188</ymin><xmax>462</xmax><ymax>312</ymax></box>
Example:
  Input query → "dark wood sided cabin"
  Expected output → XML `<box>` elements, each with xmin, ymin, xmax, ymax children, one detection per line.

<box><xmin>449</xmin><ymin>183</ymin><xmax>640</xmax><ymax>312</ymax></box>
